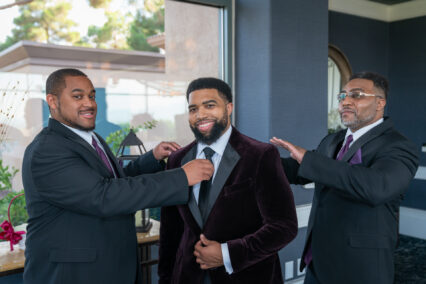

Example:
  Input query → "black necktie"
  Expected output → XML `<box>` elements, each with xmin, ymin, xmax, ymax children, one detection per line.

<box><xmin>198</xmin><ymin>147</ymin><xmax>215</xmax><ymax>222</ymax></box>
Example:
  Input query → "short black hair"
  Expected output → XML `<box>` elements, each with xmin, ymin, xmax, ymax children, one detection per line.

<box><xmin>349</xmin><ymin>71</ymin><xmax>389</xmax><ymax>99</ymax></box>
<box><xmin>186</xmin><ymin>77</ymin><xmax>232</xmax><ymax>103</ymax></box>
<box><xmin>46</xmin><ymin>68</ymin><xmax>88</xmax><ymax>96</ymax></box>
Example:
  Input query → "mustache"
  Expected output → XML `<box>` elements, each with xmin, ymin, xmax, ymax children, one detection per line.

<box><xmin>78</xmin><ymin>108</ymin><xmax>96</xmax><ymax>112</ymax></box>
<box><xmin>195</xmin><ymin>119</ymin><xmax>215</xmax><ymax>125</ymax></box>
<box><xmin>339</xmin><ymin>107</ymin><xmax>355</xmax><ymax>114</ymax></box>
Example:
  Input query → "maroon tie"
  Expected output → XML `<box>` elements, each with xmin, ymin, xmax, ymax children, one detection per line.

<box><xmin>336</xmin><ymin>134</ymin><xmax>353</xmax><ymax>161</ymax></box>
<box><xmin>92</xmin><ymin>136</ymin><xmax>115</xmax><ymax>176</ymax></box>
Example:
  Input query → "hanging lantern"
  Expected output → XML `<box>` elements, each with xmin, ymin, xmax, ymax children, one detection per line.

<box><xmin>116</xmin><ymin>128</ymin><xmax>152</xmax><ymax>233</ymax></box>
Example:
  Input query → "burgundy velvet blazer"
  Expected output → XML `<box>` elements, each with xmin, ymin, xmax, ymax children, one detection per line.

<box><xmin>158</xmin><ymin>128</ymin><xmax>298</xmax><ymax>284</ymax></box>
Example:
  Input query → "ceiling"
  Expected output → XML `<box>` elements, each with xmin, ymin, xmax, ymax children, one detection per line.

<box><xmin>329</xmin><ymin>0</ymin><xmax>426</xmax><ymax>22</ymax></box>
<box><xmin>368</xmin><ymin>0</ymin><xmax>415</xmax><ymax>5</ymax></box>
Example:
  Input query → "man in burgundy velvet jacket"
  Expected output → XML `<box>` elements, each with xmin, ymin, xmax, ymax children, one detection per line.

<box><xmin>158</xmin><ymin>77</ymin><xmax>298</xmax><ymax>284</ymax></box>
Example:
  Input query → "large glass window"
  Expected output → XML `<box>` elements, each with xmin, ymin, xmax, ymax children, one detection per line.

<box><xmin>0</xmin><ymin>0</ymin><xmax>232</xmax><ymax>226</ymax></box>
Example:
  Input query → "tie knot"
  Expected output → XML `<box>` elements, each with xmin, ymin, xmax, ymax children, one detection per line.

<box><xmin>346</xmin><ymin>134</ymin><xmax>353</xmax><ymax>145</ymax></box>
<box><xmin>203</xmin><ymin>147</ymin><xmax>215</xmax><ymax>161</ymax></box>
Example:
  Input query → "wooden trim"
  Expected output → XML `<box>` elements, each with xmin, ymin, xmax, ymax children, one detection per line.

<box><xmin>328</xmin><ymin>44</ymin><xmax>352</xmax><ymax>87</ymax></box>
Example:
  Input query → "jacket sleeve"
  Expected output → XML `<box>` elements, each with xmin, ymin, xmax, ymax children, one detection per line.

<box><xmin>227</xmin><ymin>146</ymin><xmax>298</xmax><ymax>273</ymax></box>
<box><xmin>298</xmin><ymin>138</ymin><xmax>419</xmax><ymax>206</ymax></box>
<box><xmin>28</xmin><ymin>140</ymin><xmax>189</xmax><ymax>217</ymax></box>
<box><xmin>280</xmin><ymin>157</ymin><xmax>312</xmax><ymax>185</ymax></box>
<box><xmin>124</xmin><ymin>150</ymin><xmax>166</xmax><ymax>177</ymax></box>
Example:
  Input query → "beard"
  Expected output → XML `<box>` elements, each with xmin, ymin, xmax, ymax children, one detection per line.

<box><xmin>190</xmin><ymin>112</ymin><xmax>229</xmax><ymax>145</ymax></box>
<box><xmin>340</xmin><ymin>109</ymin><xmax>375</xmax><ymax>130</ymax></box>
<box><xmin>57</xmin><ymin>102</ymin><xmax>96</xmax><ymax>131</ymax></box>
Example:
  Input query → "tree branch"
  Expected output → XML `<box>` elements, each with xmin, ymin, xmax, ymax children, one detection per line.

<box><xmin>0</xmin><ymin>0</ymin><xmax>34</xmax><ymax>10</ymax></box>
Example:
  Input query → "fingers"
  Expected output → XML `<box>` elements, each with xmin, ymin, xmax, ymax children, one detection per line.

<box><xmin>270</xmin><ymin>137</ymin><xmax>290</xmax><ymax>150</ymax></box>
<box><xmin>200</xmin><ymin>234</ymin><xmax>210</xmax><ymax>246</ymax></box>
<box><xmin>153</xmin><ymin>141</ymin><xmax>181</xmax><ymax>160</ymax></box>
<box><xmin>182</xmin><ymin>159</ymin><xmax>214</xmax><ymax>186</ymax></box>
<box><xmin>162</xmin><ymin>141</ymin><xmax>181</xmax><ymax>152</ymax></box>
<box><xmin>271</xmin><ymin>137</ymin><xmax>298</xmax><ymax>152</ymax></box>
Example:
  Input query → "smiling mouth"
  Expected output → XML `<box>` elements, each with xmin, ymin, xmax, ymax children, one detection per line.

<box><xmin>79</xmin><ymin>110</ymin><xmax>95</xmax><ymax>119</ymax></box>
<box><xmin>196</xmin><ymin>120</ymin><xmax>215</xmax><ymax>132</ymax></box>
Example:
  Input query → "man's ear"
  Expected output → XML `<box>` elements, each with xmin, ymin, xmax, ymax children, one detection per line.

<box><xmin>226</xmin><ymin>102</ymin><xmax>233</xmax><ymax>116</ymax></box>
<box><xmin>377</xmin><ymin>97</ymin><xmax>386</xmax><ymax>111</ymax></box>
<box><xmin>46</xmin><ymin>94</ymin><xmax>58</xmax><ymax>111</ymax></box>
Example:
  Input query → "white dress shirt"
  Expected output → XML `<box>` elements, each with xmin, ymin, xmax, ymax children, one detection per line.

<box><xmin>193</xmin><ymin>125</ymin><xmax>234</xmax><ymax>274</ymax></box>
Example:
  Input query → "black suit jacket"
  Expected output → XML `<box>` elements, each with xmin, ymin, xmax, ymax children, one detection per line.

<box><xmin>22</xmin><ymin>118</ymin><xmax>189</xmax><ymax>284</ymax></box>
<box><xmin>159</xmin><ymin>128</ymin><xmax>298</xmax><ymax>284</ymax></box>
<box><xmin>281</xmin><ymin>118</ymin><xmax>419</xmax><ymax>284</ymax></box>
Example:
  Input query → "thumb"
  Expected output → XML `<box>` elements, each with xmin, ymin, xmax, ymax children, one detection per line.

<box><xmin>200</xmin><ymin>234</ymin><xmax>210</xmax><ymax>246</ymax></box>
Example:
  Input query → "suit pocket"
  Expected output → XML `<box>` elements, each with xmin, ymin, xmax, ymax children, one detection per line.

<box><xmin>223</xmin><ymin>178</ymin><xmax>254</xmax><ymax>196</ymax></box>
<box><xmin>349</xmin><ymin>234</ymin><xmax>391</xmax><ymax>249</ymax></box>
<box><xmin>49</xmin><ymin>248</ymin><xmax>97</xmax><ymax>263</ymax></box>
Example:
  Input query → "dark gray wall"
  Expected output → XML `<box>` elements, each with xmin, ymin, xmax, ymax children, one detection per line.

<box><xmin>389</xmin><ymin>16</ymin><xmax>426</xmax><ymax>210</ymax></box>
<box><xmin>329</xmin><ymin>11</ymin><xmax>389</xmax><ymax>76</ymax></box>
<box><xmin>235</xmin><ymin>0</ymin><xmax>328</xmax><ymax>207</ymax></box>
<box><xmin>235</xmin><ymin>0</ymin><xmax>328</xmax><ymax>281</ymax></box>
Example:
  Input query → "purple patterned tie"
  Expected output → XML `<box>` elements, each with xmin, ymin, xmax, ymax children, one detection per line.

<box><xmin>92</xmin><ymin>136</ymin><xmax>115</xmax><ymax>176</ymax></box>
<box><xmin>336</xmin><ymin>134</ymin><xmax>353</xmax><ymax>161</ymax></box>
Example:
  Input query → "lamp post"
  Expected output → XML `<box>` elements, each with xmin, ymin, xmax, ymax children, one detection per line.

<box><xmin>116</xmin><ymin>128</ymin><xmax>152</xmax><ymax>233</ymax></box>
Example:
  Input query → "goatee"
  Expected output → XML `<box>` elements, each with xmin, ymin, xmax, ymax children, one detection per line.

<box><xmin>190</xmin><ymin>116</ymin><xmax>228</xmax><ymax>145</ymax></box>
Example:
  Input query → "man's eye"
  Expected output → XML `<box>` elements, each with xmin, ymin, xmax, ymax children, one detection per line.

<box><xmin>189</xmin><ymin>108</ymin><xmax>196</xmax><ymax>113</ymax></box>
<box><xmin>73</xmin><ymin>95</ymin><xmax>82</xmax><ymax>99</ymax></box>
<box><xmin>351</xmin><ymin>92</ymin><xmax>361</xmax><ymax>99</ymax></box>
<box><xmin>206</xmin><ymin>104</ymin><xmax>215</xmax><ymax>108</ymax></box>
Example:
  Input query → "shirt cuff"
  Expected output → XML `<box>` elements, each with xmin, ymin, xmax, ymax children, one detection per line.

<box><xmin>221</xmin><ymin>243</ymin><xmax>233</xmax><ymax>274</ymax></box>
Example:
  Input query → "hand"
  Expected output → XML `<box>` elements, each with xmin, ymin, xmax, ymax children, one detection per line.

<box><xmin>182</xmin><ymin>159</ymin><xmax>214</xmax><ymax>186</ymax></box>
<box><xmin>270</xmin><ymin>137</ymin><xmax>306</xmax><ymax>164</ymax></box>
<box><xmin>153</xmin><ymin>141</ymin><xmax>181</xmax><ymax>160</ymax></box>
<box><xmin>193</xmin><ymin>234</ymin><xmax>223</xmax><ymax>269</ymax></box>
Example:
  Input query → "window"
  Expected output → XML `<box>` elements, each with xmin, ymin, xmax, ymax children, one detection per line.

<box><xmin>327</xmin><ymin>44</ymin><xmax>352</xmax><ymax>132</ymax></box>
<box><xmin>0</xmin><ymin>0</ymin><xmax>233</xmax><ymax>225</ymax></box>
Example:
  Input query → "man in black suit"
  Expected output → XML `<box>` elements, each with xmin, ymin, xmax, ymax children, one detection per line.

<box><xmin>22</xmin><ymin>68</ymin><xmax>213</xmax><ymax>284</ymax></box>
<box><xmin>271</xmin><ymin>72</ymin><xmax>419</xmax><ymax>284</ymax></box>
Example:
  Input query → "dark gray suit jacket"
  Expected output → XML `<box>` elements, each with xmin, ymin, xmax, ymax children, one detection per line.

<box><xmin>22</xmin><ymin>118</ymin><xmax>189</xmax><ymax>284</ymax></box>
<box><xmin>281</xmin><ymin>118</ymin><xmax>419</xmax><ymax>284</ymax></box>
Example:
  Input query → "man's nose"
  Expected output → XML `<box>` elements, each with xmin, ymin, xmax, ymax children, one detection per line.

<box><xmin>82</xmin><ymin>96</ymin><xmax>96</xmax><ymax>107</ymax></box>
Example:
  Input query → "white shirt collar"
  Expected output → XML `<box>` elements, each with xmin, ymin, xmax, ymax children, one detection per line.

<box><xmin>345</xmin><ymin>118</ymin><xmax>384</xmax><ymax>144</ymax></box>
<box><xmin>61</xmin><ymin>123</ymin><xmax>96</xmax><ymax>147</ymax></box>
<box><xmin>196</xmin><ymin>125</ymin><xmax>232</xmax><ymax>158</ymax></box>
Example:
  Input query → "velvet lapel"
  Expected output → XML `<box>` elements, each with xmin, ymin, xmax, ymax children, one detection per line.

<box><xmin>204</xmin><ymin>142</ymin><xmax>240</xmax><ymax>224</ymax></box>
<box><xmin>340</xmin><ymin>118</ymin><xmax>392</xmax><ymax>163</ymax></box>
<box><xmin>180</xmin><ymin>145</ymin><xmax>203</xmax><ymax>229</ymax></box>
<box><xmin>48</xmin><ymin>118</ymin><xmax>114</xmax><ymax>177</ymax></box>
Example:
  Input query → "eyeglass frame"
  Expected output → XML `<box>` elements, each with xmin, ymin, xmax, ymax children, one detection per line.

<box><xmin>337</xmin><ymin>91</ymin><xmax>384</xmax><ymax>103</ymax></box>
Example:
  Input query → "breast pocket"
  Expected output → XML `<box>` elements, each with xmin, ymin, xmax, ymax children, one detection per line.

<box><xmin>223</xmin><ymin>178</ymin><xmax>254</xmax><ymax>197</ymax></box>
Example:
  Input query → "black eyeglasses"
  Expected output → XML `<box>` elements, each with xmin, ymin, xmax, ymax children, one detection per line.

<box><xmin>337</xmin><ymin>91</ymin><xmax>383</xmax><ymax>102</ymax></box>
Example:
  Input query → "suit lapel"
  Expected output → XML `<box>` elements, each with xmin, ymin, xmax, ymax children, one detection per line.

<box><xmin>48</xmin><ymin>119</ymin><xmax>115</xmax><ymax>177</ymax></box>
<box><xmin>204</xmin><ymin>143</ymin><xmax>240</xmax><ymax>223</ymax></box>
<box><xmin>340</xmin><ymin>119</ymin><xmax>392</xmax><ymax>162</ymax></box>
<box><xmin>326</xmin><ymin>131</ymin><xmax>346</xmax><ymax>158</ymax></box>
<box><xmin>95</xmin><ymin>133</ymin><xmax>124</xmax><ymax>177</ymax></box>
<box><xmin>180</xmin><ymin>146</ymin><xmax>204</xmax><ymax>229</ymax></box>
